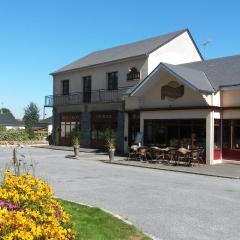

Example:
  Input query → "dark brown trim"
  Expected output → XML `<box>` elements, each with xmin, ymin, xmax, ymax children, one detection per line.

<box><xmin>51</xmin><ymin>55</ymin><xmax>146</xmax><ymax>76</ymax></box>
<box><xmin>126</xmin><ymin>106</ymin><xmax>240</xmax><ymax>113</ymax></box>
<box><xmin>185</xmin><ymin>29</ymin><xmax>204</xmax><ymax>60</ymax></box>
<box><xmin>221</xmin><ymin>106</ymin><xmax>240</xmax><ymax>110</ymax></box>
<box><xmin>126</xmin><ymin>106</ymin><xmax>220</xmax><ymax>112</ymax></box>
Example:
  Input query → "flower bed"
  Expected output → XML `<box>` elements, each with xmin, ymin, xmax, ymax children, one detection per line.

<box><xmin>0</xmin><ymin>172</ymin><xmax>75</xmax><ymax>239</ymax></box>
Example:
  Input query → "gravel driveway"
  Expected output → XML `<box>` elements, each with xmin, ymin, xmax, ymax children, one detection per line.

<box><xmin>0</xmin><ymin>146</ymin><xmax>239</xmax><ymax>240</ymax></box>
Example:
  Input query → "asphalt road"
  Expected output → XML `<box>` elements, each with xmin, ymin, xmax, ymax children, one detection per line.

<box><xmin>0</xmin><ymin>146</ymin><xmax>239</xmax><ymax>240</ymax></box>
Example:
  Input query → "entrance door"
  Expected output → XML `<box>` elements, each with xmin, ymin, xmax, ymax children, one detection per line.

<box><xmin>91</xmin><ymin>112</ymin><xmax>117</xmax><ymax>148</ymax></box>
<box><xmin>83</xmin><ymin>76</ymin><xmax>91</xmax><ymax>103</ymax></box>
<box><xmin>60</xmin><ymin>113</ymin><xmax>81</xmax><ymax>146</ymax></box>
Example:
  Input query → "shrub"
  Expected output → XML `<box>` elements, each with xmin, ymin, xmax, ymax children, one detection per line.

<box><xmin>0</xmin><ymin>172</ymin><xmax>75</xmax><ymax>239</ymax></box>
<box><xmin>0</xmin><ymin>129</ymin><xmax>30</xmax><ymax>142</ymax></box>
<box><xmin>0</xmin><ymin>128</ymin><xmax>47</xmax><ymax>144</ymax></box>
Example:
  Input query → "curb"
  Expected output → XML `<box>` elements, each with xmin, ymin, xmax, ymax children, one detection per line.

<box><xmin>104</xmin><ymin>161</ymin><xmax>240</xmax><ymax>180</ymax></box>
<box><xmin>59</xmin><ymin>198</ymin><xmax>160</xmax><ymax>240</ymax></box>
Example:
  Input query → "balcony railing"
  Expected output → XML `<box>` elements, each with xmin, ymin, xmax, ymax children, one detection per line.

<box><xmin>44</xmin><ymin>87</ymin><xmax>132</xmax><ymax>107</ymax></box>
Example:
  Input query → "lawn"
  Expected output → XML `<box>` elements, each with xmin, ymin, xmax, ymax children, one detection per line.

<box><xmin>60</xmin><ymin>199</ymin><xmax>151</xmax><ymax>240</ymax></box>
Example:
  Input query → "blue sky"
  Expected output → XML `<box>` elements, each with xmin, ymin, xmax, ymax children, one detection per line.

<box><xmin>1</xmin><ymin>0</ymin><xmax>239</xmax><ymax>119</ymax></box>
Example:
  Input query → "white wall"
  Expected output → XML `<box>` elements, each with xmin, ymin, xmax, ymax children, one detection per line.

<box><xmin>148</xmin><ymin>31</ymin><xmax>202</xmax><ymax>74</ymax></box>
<box><xmin>5</xmin><ymin>126</ymin><xmax>25</xmax><ymax>130</ymax></box>
<box><xmin>222</xmin><ymin>88</ymin><xmax>240</xmax><ymax>107</ymax></box>
<box><xmin>53</xmin><ymin>57</ymin><xmax>147</xmax><ymax>95</ymax></box>
<box><xmin>223</xmin><ymin>110</ymin><xmax>240</xmax><ymax>119</ymax></box>
<box><xmin>125</xmin><ymin>70</ymin><xmax>210</xmax><ymax>110</ymax></box>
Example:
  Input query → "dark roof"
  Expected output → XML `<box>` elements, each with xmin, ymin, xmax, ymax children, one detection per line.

<box><xmin>130</xmin><ymin>55</ymin><xmax>240</xmax><ymax>96</ymax></box>
<box><xmin>162</xmin><ymin>63</ymin><xmax>214</xmax><ymax>92</ymax></box>
<box><xmin>180</xmin><ymin>55</ymin><xmax>240</xmax><ymax>91</ymax></box>
<box><xmin>38</xmin><ymin>117</ymin><xmax>52</xmax><ymax>125</ymax></box>
<box><xmin>52</xmin><ymin>29</ymin><xmax>187</xmax><ymax>74</ymax></box>
<box><xmin>0</xmin><ymin>114</ymin><xmax>22</xmax><ymax>126</ymax></box>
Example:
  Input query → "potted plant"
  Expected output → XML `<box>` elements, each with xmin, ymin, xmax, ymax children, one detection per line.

<box><xmin>105</xmin><ymin>137</ymin><xmax>116</xmax><ymax>161</ymax></box>
<box><xmin>72</xmin><ymin>136</ymin><xmax>80</xmax><ymax>157</ymax></box>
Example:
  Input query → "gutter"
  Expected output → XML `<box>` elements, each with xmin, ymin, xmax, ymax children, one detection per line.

<box><xmin>50</xmin><ymin>54</ymin><xmax>147</xmax><ymax>76</ymax></box>
<box><xmin>219</xmin><ymin>84</ymin><xmax>240</xmax><ymax>90</ymax></box>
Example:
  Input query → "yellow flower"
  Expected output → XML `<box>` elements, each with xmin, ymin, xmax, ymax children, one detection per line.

<box><xmin>0</xmin><ymin>172</ymin><xmax>75</xmax><ymax>239</ymax></box>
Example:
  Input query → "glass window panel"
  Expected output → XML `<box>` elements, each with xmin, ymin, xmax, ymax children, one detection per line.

<box><xmin>65</xmin><ymin>125</ymin><xmax>71</xmax><ymax>137</ymax></box>
<box><xmin>234</xmin><ymin>120</ymin><xmax>240</xmax><ymax>149</ymax></box>
<box><xmin>222</xmin><ymin>120</ymin><xmax>231</xmax><ymax>148</ymax></box>
<box><xmin>214</xmin><ymin>119</ymin><xmax>221</xmax><ymax>149</ymax></box>
<box><xmin>61</xmin><ymin>123</ymin><xmax>65</xmax><ymax>137</ymax></box>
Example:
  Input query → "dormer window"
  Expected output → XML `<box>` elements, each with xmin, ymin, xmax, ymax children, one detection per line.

<box><xmin>127</xmin><ymin>67</ymin><xmax>140</xmax><ymax>81</ymax></box>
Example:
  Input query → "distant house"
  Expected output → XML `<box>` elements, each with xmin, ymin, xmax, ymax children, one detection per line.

<box><xmin>0</xmin><ymin>114</ymin><xmax>25</xmax><ymax>129</ymax></box>
<box><xmin>34</xmin><ymin>117</ymin><xmax>53</xmax><ymax>136</ymax></box>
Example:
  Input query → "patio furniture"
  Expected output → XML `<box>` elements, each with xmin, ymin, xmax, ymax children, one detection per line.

<box><xmin>188</xmin><ymin>149</ymin><xmax>200</xmax><ymax>166</ymax></box>
<box><xmin>161</xmin><ymin>147</ymin><xmax>177</xmax><ymax>165</ymax></box>
<box><xmin>177</xmin><ymin>148</ymin><xmax>191</xmax><ymax>166</ymax></box>
<box><xmin>127</xmin><ymin>145</ymin><xmax>139</xmax><ymax>161</ymax></box>
<box><xmin>136</xmin><ymin>146</ymin><xmax>149</xmax><ymax>162</ymax></box>
<box><xmin>148</xmin><ymin>146</ymin><xmax>164</xmax><ymax>163</ymax></box>
<box><xmin>197</xmin><ymin>148</ymin><xmax>205</xmax><ymax>164</ymax></box>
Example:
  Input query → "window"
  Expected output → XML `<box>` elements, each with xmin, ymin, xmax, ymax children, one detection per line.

<box><xmin>83</xmin><ymin>76</ymin><xmax>92</xmax><ymax>103</ymax></box>
<box><xmin>62</xmin><ymin>80</ymin><xmax>69</xmax><ymax>95</ymax></box>
<box><xmin>107</xmin><ymin>72</ymin><xmax>118</xmax><ymax>90</ymax></box>
<box><xmin>144</xmin><ymin>119</ymin><xmax>206</xmax><ymax>148</ymax></box>
<box><xmin>223</xmin><ymin>119</ymin><xmax>240</xmax><ymax>149</ymax></box>
<box><xmin>127</xmin><ymin>67</ymin><xmax>140</xmax><ymax>81</ymax></box>
<box><xmin>60</xmin><ymin>113</ymin><xmax>81</xmax><ymax>146</ymax></box>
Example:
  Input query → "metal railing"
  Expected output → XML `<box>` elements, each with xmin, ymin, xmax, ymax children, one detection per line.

<box><xmin>44</xmin><ymin>86</ymin><xmax>132</xmax><ymax>107</ymax></box>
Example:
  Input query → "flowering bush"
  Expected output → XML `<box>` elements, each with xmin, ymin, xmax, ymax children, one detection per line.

<box><xmin>0</xmin><ymin>172</ymin><xmax>75</xmax><ymax>239</ymax></box>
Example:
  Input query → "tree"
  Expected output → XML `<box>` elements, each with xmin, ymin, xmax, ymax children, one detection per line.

<box><xmin>23</xmin><ymin>102</ymin><xmax>40</xmax><ymax>138</ymax></box>
<box><xmin>0</xmin><ymin>108</ymin><xmax>14</xmax><ymax>117</ymax></box>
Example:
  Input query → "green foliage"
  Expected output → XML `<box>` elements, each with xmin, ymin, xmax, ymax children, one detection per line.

<box><xmin>0</xmin><ymin>108</ymin><xmax>14</xmax><ymax>117</ymax></box>
<box><xmin>0</xmin><ymin>126</ymin><xmax>6</xmax><ymax>131</ymax></box>
<box><xmin>105</xmin><ymin>137</ymin><xmax>116</xmax><ymax>150</ymax></box>
<box><xmin>71</xmin><ymin>129</ymin><xmax>80</xmax><ymax>148</ymax></box>
<box><xmin>23</xmin><ymin>102</ymin><xmax>40</xmax><ymax>139</ymax></box>
<box><xmin>72</xmin><ymin>136</ymin><xmax>80</xmax><ymax>148</ymax></box>
<box><xmin>0</xmin><ymin>128</ymin><xmax>30</xmax><ymax>141</ymax></box>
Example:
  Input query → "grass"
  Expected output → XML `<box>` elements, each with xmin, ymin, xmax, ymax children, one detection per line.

<box><xmin>60</xmin><ymin>199</ymin><xmax>152</xmax><ymax>240</ymax></box>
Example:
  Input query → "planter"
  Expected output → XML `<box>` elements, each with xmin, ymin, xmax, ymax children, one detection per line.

<box><xmin>74</xmin><ymin>147</ymin><xmax>79</xmax><ymax>157</ymax></box>
<box><xmin>109</xmin><ymin>149</ymin><xmax>115</xmax><ymax>161</ymax></box>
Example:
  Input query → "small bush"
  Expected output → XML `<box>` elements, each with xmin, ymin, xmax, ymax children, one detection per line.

<box><xmin>0</xmin><ymin>172</ymin><xmax>75</xmax><ymax>239</ymax></box>
<box><xmin>0</xmin><ymin>129</ymin><xmax>30</xmax><ymax>142</ymax></box>
<box><xmin>0</xmin><ymin>128</ymin><xmax>47</xmax><ymax>144</ymax></box>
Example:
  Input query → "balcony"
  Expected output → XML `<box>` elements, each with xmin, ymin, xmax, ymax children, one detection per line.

<box><xmin>44</xmin><ymin>87</ymin><xmax>132</xmax><ymax>107</ymax></box>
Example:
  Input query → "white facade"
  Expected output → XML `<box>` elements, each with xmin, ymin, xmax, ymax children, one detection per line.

<box><xmin>5</xmin><ymin>126</ymin><xmax>25</xmax><ymax>130</ymax></box>
<box><xmin>52</xmin><ymin>30</ymin><xmax>202</xmax><ymax>96</ymax></box>
<box><xmin>148</xmin><ymin>31</ymin><xmax>202</xmax><ymax>73</ymax></box>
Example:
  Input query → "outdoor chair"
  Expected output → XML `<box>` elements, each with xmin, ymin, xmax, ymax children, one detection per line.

<box><xmin>188</xmin><ymin>149</ymin><xmax>200</xmax><ymax>166</ymax></box>
<box><xmin>136</xmin><ymin>146</ymin><xmax>150</xmax><ymax>162</ymax></box>
<box><xmin>163</xmin><ymin>147</ymin><xmax>177</xmax><ymax>165</ymax></box>
<box><xmin>177</xmin><ymin>148</ymin><xmax>191</xmax><ymax>166</ymax></box>
<box><xmin>127</xmin><ymin>145</ymin><xmax>139</xmax><ymax>161</ymax></box>
<box><xmin>197</xmin><ymin>148</ymin><xmax>205</xmax><ymax>164</ymax></box>
<box><xmin>148</xmin><ymin>146</ymin><xmax>164</xmax><ymax>163</ymax></box>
